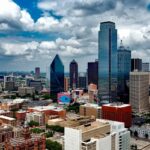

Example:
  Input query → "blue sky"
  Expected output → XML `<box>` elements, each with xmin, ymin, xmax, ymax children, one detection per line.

<box><xmin>0</xmin><ymin>0</ymin><xmax>150</xmax><ymax>72</ymax></box>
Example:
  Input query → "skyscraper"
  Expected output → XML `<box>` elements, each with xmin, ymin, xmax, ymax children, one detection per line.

<box><xmin>87</xmin><ymin>60</ymin><xmax>98</xmax><ymax>87</ymax></box>
<box><xmin>35</xmin><ymin>67</ymin><xmax>40</xmax><ymax>78</ymax></box>
<box><xmin>130</xmin><ymin>72</ymin><xmax>149</xmax><ymax>113</ymax></box>
<box><xmin>98</xmin><ymin>21</ymin><xmax>117</xmax><ymax>102</ymax></box>
<box><xmin>70</xmin><ymin>59</ymin><xmax>78</xmax><ymax>89</ymax></box>
<box><xmin>78</xmin><ymin>73</ymin><xmax>87</xmax><ymax>89</ymax></box>
<box><xmin>142</xmin><ymin>62</ymin><xmax>149</xmax><ymax>72</ymax></box>
<box><xmin>118</xmin><ymin>41</ymin><xmax>131</xmax><ymax>102</ymax></box>
<box><xmin>131</xmin><ymin>58</ymin><xmax>142</xmax><ymax>71</ymax></box>
<box><xmin>50</xmin><ymin>54</ymin><xmax>64</xmax><ymax>96</ymax></box>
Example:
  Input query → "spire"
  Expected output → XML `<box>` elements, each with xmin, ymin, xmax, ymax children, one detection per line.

<box><xmin>120</xmin><ymin>40</ymin><xmax>123</xmax><ymax>47</ymax></box>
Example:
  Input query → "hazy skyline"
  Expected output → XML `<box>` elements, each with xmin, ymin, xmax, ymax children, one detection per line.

<box><xmin>0</xmin><ymin>0</ymin><xmax>150</xmax><ymax>72</ymax></box>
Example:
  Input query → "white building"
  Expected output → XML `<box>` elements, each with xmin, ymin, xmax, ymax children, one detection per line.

<box><xmin>64</xmin><ymin>119</ymin><xmax>130</xmax><ymax>150</ymax></box>
<box><xmin>26</xmin><ymin>112</ymin><xmax>45</xmax><ymax>126</ymax></box>
<box><xmin>18</xmin><ymin>87</ymin><xmax>35</xmax><ymax>96</ymax></box>
<box><xmin>130</xmin><ymin>124</ymin><xmax>150</xmax><ymax>139</ymax></box>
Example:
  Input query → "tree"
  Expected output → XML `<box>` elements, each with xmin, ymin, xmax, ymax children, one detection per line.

<box><xmin>31</xmin><ymin>128</ymin><xmax>45</xmax><ymax>134</ymax></box>
<box><xmin>45</xmin><ymin>131</ymin><xmax>54</xmax><ymax>138</ymax></box>
<box><xmin>145</xmin><ymin>133</ymin><xmax>149</xmax><ymax>139</ymax></box>
<box><xmin>134</xmin><ymin>131</ymin><xmax>138</xmax><ymax>137</ymax></box>
<box><xmin>46</xmin><ymin>140</ymin><xmax>62</xmax><ymax>150</ymax></box>
<box><xmin>46</xmin><ymin>124</ymin><xmax>64</xmax><ymax>133</ymax></box>
<box><xmin>28</xmin><ymin>120</ymin><xmax>39</xmax><ymax>127</ymax></box>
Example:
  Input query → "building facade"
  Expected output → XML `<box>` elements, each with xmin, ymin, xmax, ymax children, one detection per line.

<box><xmin>102</xmin><ymin>103</ymin><xmax>132</xmax><ymax>128</ymax></box>
<box><xmin>70</xmin><ymin>59</ymin><xmax>78</xmax><ymax>89</ymax></box>
<box><xmin>78</xmin><ymin>73</ymin><xmax>87</xmax><ymax>89</ymax></box>
<box><xmin>50</xmin><ymin>54</ymin><xmax>64</xmax><ymax>96</ymax></box>
<box><xmin>117</xmin><ymin>42</ymin><xmax>131</xmax><ymax>102</ymax></box>
<box><xmin>35</xmin><ymin>67</ymin><xmax>40</xmax><ymax>78</ymax></box>
<box><xmin>98</xmin><ymin>21</ymin><xmax>118</xmax><ymax>102</ymax></box>
<box><xmin>142</xmin><ymin>62</ymin><xmax>149</xmax><ymax>72</ymax></box>
<box><xmin>87</xmin><ymin>60</ymin><xmax>98</xmax><ymax>87</ymax></box>
<box><xmin>130</xmin><ymin>72</ymin><xmax>150</xmax><ymax>112</ymax></box>
<box><xmin>131</xmin><ymin>58</ymin><xmax>142</xmax><ymax>71</ymax></box>
<box><xmin>64</xmin><ymin>119</ymin><xmax>130</xmax><ymax>150</ymax></box>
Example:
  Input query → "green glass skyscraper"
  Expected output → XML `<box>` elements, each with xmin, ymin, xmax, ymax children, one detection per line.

<box><xmin>98</xmin><ymin>21</ymin><xmax>117</xmax><ymax>102</ymax></box>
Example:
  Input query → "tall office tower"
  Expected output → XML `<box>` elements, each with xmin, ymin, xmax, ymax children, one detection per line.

<box><xmin>142</xmin><ymin>62</ymin><xmax>149</xmax><ymax>72</ymax></box>
<box><xmin>131</xmin><ymin>58</ymin><xmax>142</xmax><ymax>71</ymax></box>
<box><xmin>64</xmin><ymin>76</ymin><xmax>69</xmax><ymax>91</ymax></box>
<box><xmin>78</xmin><ymin>73</ymin><xmax>87</xmax><ymax>89</ymax></box>
<box><xmin>118</xmin><ymin>41</ymin><xmax>131</xmax><ymax>103</ymax></box>
<box><xmin>130</xmin><ymin>72</ymin><xmax>150</xmax><ymax>113</ymax></box>
<box><xmin>50</xmin><ymin>54</ymin><xmax>64</xmax><ymax>96</ymax></box>
<box><xmin>35</xmin><ymin>67</ymin><xmax>40</xmax><ymax>78</ymax></box>
<box><xmin>87</xmin><ymin>60</ymin><xmax>98</xmax><ymax>87</ymax></box>
<box><xmin>98</xmin><ymin>21</ymin><xmax>117</xmax><ymax>102</ymax></box>
<box><xmin>70</xmin><ymin>59</ymin><xmax>78</xmax><ymax>89</ymax></box>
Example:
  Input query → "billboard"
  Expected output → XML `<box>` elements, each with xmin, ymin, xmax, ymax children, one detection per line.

<box><xmin>57</xmin><ymin>93</ymin><xmax>71</xmax><ymax>104</ymax></box>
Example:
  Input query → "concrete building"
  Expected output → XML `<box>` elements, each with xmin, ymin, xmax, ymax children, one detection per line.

<box><xmin>18</xmin><ymin>86</ymin><xmax>35</xmax><ymax>96</ymax></box>
<box><xmin>4</xmin><ymin>122</ymin><xmax>46</xmax><ymax>150</ymax></box>
<box><xmin>0</xmin><ymin>115</ymin><xmax>16</xmax><ymax>126</ymax></box>
<box><xmin>80</xmin><ymin>103</ymin><xmax>102</xmax><ymax>119</ymax></box>
<box><xmin>28</xmin><ymin>105</ymin><xmax>66</xmax><ymax>119</ymax></box>
<box><xmin>0</xmin><ymin>110</ymin><xmax>13</xmax><ymax>118</ymax></box>
<box><xmin>130</xmin><ymin>72</ymin><xmax>150</xmax><ymax>113</ymax></box>
<box><xmin>4</xmin><ymin>76</ymin><xmax>15</xmax><ymax>91</ymax></box>
<box><xmin>142</xmin><ymin>62</ymin><xmax>149</xmax><ymax>72</ymax></box>
<box><xmin>130</xmin><ymin>124</ymin><xmax>150</xmax><ymax>140</ymax></box>
<box><xmin>28</xmin><ymin>80</ymin><xmax>42</xmax><ymax>93</ymax></box>
<box><xmin>26</xmin><ymin>112</ymin><xmax>45</xmax><ymax>126</ymax></box>
<box><xmin>102</xmin><ymin>103</ymin><xmax>132</xmax><ymax>128</ymax></box>
<box><xmin>64</xmin><ymin>119</ymin><xmax>130</xmax><ymax>150</ymax></box>
<box><xmin>64</xmin><ymin>77</ymin><xmax>69</xmax><ymax>91</ymax></box>
<box><xmin>88</xmin><ymin>84</ymin><xmax>98</xmax><ymax>103</ymax></box>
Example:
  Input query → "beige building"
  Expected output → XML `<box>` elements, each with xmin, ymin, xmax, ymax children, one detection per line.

<box><xmin>130</xmin><ymin>72</ymin><xmax>150</xmax><ymax>113</ymax></box>
<box><xmin>0</xmin><ymin>115</ymin><xmax>16</xmax><ymax>126</ymax></box>
<box><xmin>18</xmin><ymin>86</ymin><xmax>35</xmax><ymax>96</ymax></box>
<box><xmin>80</xmin><ymin>103</ymin><xmax>102</xmax><ymax>119</ymax></box>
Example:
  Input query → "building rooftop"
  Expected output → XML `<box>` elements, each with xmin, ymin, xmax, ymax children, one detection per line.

<box><xmin>0</xmin><ymin>115</ymin><xmax>15</xmax><ymax>121</ymax></box>
<box><xmin>103</xmin><ymin>103</ymin><xmax>131</xmax><ymax>108</ymax></box>
<box><xmin>28</xmin><ymin>105</ymin><xmax>64</xmax><ymax>112</ymax></box>
<box><xmin>74</xmin><ymin>121</ymin><xmax>109</xmax><ymax>133</ymax></box>
<box><xmin>81</xmin><ymin>103</ymin><xmax>101</xmax><ymax>109</ymax></box>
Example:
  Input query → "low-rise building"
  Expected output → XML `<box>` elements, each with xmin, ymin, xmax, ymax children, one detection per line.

<box><xmin>18</xmin><ymin>87</ymin><xmax>35</xmax><ymax>96</ymax></box>
<box><xmin>28</xmin><ymin>105</ymin><xmax>66</xmax><ymax>119</ymax></box>
<box><xmin>80</xmin><ymin>103</ymin><xmax>102</xmax><ymax>119</ymax></box>
<box><xmin>0</xmin><ymin>115</ymin><xmax>16</xmax><ymax>126</ymax></box>
<box><xmin>26</xmin><ymin>112</ymin><xmax>45</xmax><ymax>126</ymax></box>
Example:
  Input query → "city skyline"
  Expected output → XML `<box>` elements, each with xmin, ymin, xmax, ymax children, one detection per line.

<box><xmin>0</xmin><ymin>0</ymin><xmax>150</xmax><ymax>72</ymax></box>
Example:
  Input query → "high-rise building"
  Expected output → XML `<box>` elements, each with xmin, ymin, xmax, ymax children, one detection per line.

<box><xmin>102</xmin><ymin>103</ymin><xmax>132</xmax><ymax>128</ymax></box>
<box><xmin>87</xmin><ymin>60</ymin><xmax>98</xmax><ymax>87</ymax></box>
<box><xmin>142</xmin><ymin>62</ymin><xmax>149</xmax><ymax>72</ymax></box>
<box><xmin>117</xmin><ymin>41</ymin><xmax>131</xmax><ymax>102</ymax></box>
<box><xmin>50</xmin><ymin>54</ymin><xmax>64</xmax><ymax>96</ymax></box>
<box><xmin>35</xmin><ymin>67</ymin><xmax>40</xmax><ymax>78</ymax></box>
<box><xmin>64</xmin><ymin>119</ymin><xmax>130</xmax><ymax>150</ymax></box>
<box><xmin>131</xmin><ymin>58</ymin><xmax>142</xmax><ymax>71</ymax></box>
<box><xmin>130</xmin><ymin>72</ymin><xmax>150</xmax><ymax>113</ymax></box>
<box><xmin>64</xmin><ymin>76</ymin><xmax>69</xmax><ymax>91</ymax></box>
<box><xmin>98</xmin><ymin>21</ymin><xmax>117</xmax><ymax>102</ymax></box>
<box><xmin>70</xmin><ymin>59</ymin><xmax>78</xmax><ymax>89</ymax></box>
<box><xmin>78</xmin><ymin>73</ymin><xmax>87</xmax><ymax>89</ymax></box>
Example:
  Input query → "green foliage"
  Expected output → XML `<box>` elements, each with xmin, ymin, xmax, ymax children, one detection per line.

<box><xmin>46</xmin><ymin>139</ymin><xmax>62</xmax><ymax>150</ymax></box>
<box><xmin>28</xmin><ymin>120</ymin><xmax>39</xmax><ymax>127</ymax></box>
<box><xmin>46</xmin><ymin>124</ymin><xmax>64</xmax><ymax>133</ymax></box>
<box><xmin>45</xmin><ymin>131</ymin><xmax>54</xmax><ymax>138</ymax></box>
<box><xmin>30</xmin><ymin>128</ymin><xmax>45</xmax><ymax>134</ymax></box>
<box><xmin>42</xmin><ymin>94</ymin><xmax>51</xmax><ymax>99</ymax></box>
<box><xmin>66</xmin><ymin>103</ymin><xmax>80</xmax><ymax>113</ymax></box>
